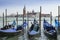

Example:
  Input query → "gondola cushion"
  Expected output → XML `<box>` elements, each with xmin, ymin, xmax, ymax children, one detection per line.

<box><xmin>29</xmin><ymin>30</ymin><xmax>39</xmax><ymax>35</ymax></box>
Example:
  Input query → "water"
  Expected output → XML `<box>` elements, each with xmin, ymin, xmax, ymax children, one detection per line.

<box><xmin>0</xmin><ymin>17</ymin><xmax>58</xmax><ymax>40</ymax></box>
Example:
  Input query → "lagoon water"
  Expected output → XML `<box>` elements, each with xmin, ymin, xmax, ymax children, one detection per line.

<box><xmin>0</xmin><ymin>17</ymin><xmax>58</xmax><ymax>40</ymax></box>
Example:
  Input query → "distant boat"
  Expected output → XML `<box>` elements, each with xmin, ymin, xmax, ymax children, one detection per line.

<box><xmin>43</xmin><ymin>19</ymin><xmax>57</xmax><ymax>38</ymax></box>
<box><xmin>28</xmin><ymin>19</ymin><xmax>40</xmax><ymax>38</ymax></box>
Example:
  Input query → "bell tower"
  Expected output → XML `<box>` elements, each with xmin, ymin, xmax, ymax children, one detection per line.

<box><xmin>23</xmin><ymin>6</ymin><xmax>26</xmax><ymax>16</ymax></box>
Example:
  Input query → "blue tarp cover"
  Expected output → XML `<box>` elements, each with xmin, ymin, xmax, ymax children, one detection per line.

<box><xmin>23</xmin><ymin>22</ymin><xmax>28</xmax><ymax>27</ymax></box>
<box><xmin>0</xmin><ymin>28</ymin><xmax>17</xmax><ymax>33</ymax></box>
<box><xmin>29</xmin><ymin>30</ymin><xmax>39</xmax><ymax>35</ymax></box>
<box><xmin>43</xmin><ymin>19</ymin><xmax>54</xmax><ymax>30</ymax></box>
<box><xmin>55</xmin><ymin>19</ymin><xmax>60</xmax><ymax>27</ymax></box>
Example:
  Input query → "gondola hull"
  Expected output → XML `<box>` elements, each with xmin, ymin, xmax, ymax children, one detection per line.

<box><xmin>0</xmin><ymin>30</ymin><xmax>24</xmax><ymax>37</ymax></box>
<box><xmin>28</xmin><ymin>31</ymin><xmax>40</xmax><ymax>37</ymax></box>
<box><xmin>28</xmin><ymin>30</ymin><xmax>40</xmax><ymax>39</ymax></box>
<box><xmin>44</xmin><ymin>30</ymin><xmax>57</xmax><ymax>38</ymax></box>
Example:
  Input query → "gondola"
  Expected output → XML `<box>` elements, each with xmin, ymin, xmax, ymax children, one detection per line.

<box><xmin>28</xmin><ymin>19</ymin><xmax>40</xmax><ymax>39</ymax></box>
<box><xmin>43</xmin><ymin>19</ymin><xmax>57</xmax><ymax>38</ymax></box>
<box><xmin>0</xmin><ymin>20</ymin><xmax>27</xmax><ymax>37</ymax></box>
<box><xmin>0</xmin><ymin>25</ymin><xmax>24</xmax><ymax>37</ymax></box>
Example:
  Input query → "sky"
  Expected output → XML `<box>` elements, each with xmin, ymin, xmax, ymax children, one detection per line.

<box><xmin>0</xmin><ymin>0</ymin><xmax>60</xmax><ymax>16</ymax></box>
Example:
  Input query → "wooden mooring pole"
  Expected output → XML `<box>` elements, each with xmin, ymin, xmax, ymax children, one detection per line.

<box><xmin>23</xmin><ymin>6</ymin><xmax>25</xmax><ymax>40</ymax></box>
<box><xmin>3</xmin><ymin>12</ymin><xmax>4</xmax><ymax>27</ymax></box>
<box><xmin>5</xmin><ymin>9</ymin><xmax>7</xmax><ymax>25</ymax></box>
<box><xmin>50</xmin><ymin>12</ymin><xmax>52</xmax><ymax>24</ymax></box>
<box><xmin>39</xmin><ymin>6</ymin><xmax>42</xmax><ymax>35</ymax></box>
<box><xmin>16</xmin><ymin>12</ymin><xmax>18</xmax><ymax>26</ymax></box>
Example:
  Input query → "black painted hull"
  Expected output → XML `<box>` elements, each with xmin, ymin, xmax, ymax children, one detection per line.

<box><xmin>44</xmin><ymin>30</ymin><xmax>57</xmax><ymax>38</ymax></box>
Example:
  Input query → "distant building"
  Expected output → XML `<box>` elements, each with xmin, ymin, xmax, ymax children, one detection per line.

<box><xmin>18</xmin><ymin>11</ymin><xmax>50</xmax><ymax>18</ymax></box>
<box><xmin>6</xmin><ymin>6</ymin><xmax>51</xmax><ymax>18</ymax></box>
<box><xmin>36</xmin><ymin>12</ymin><xmax>50</xmax><ymax>17</ymax></box>
<box><xmin>27</xmin><ymin>10</ymin><xmax>37</xmax><ymax>17</ymax></box>
<box><xmin>7</xmin><ymin>14</ymin><xmax>16</xmax><ymax>17</ymax></box>
<box><xmin>22</xmin><ymin>6</ymin><xmax>51</xmax><ymax>17</ymax></box>
<box><xmin>23</xmin><ymin>6</ymin><xmax>26</xmax><ymax>16</ymax></box>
